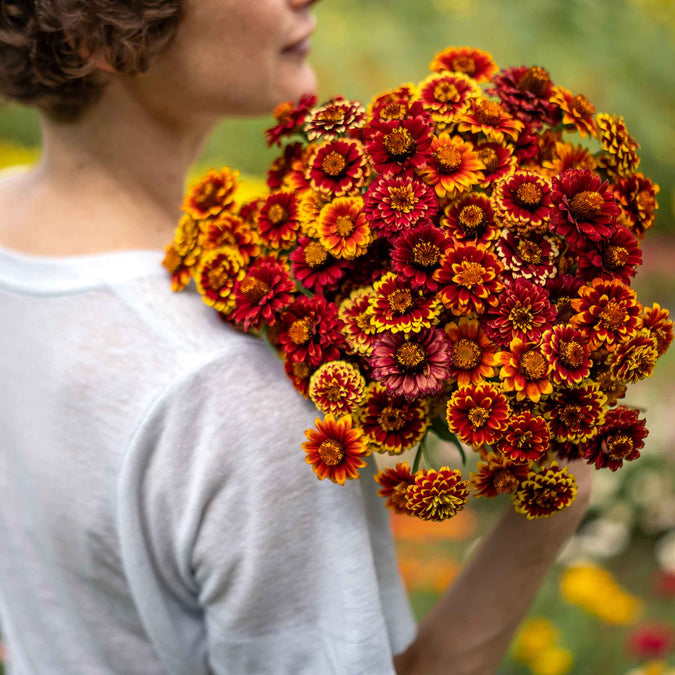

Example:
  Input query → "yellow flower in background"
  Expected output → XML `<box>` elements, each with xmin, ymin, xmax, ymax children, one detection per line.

<box><xmin>529</xmin><ymin>645</ymin><xmax>574</xmax><ymax>675</ymax></box>
<box><xmin>513</xmin><ymin>617</ymin><xmax>559</xmax><ymax>664</ymax></box>
<box><xmin>0</xmin><ymin>142</ymin><xmax>39</xmax><ymax>172</ymax></box>
<box><xmin>560</xmin><ymin>563</ymin><xmax>644</xmax><ymax>625</ymax></box>
<box><xmin>626</xmin><ymin>661</ymin><xmax>675</xmax><ymax>675</ymax></box>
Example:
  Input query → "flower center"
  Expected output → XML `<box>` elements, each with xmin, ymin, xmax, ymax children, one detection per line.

<box><xmin>412</xmin><ymin>241</ymin><xmax>441</xmax><ymax>268</ymax></box>
<box><xmin>571</xmin><ymin>94</ymin><xmax>595</xmax><ymax>118</ymax></box>
<box><xmin>459</xmin><ymin>204</ymin><xmax>485</xmax><ymax>233</ymax></box>
<box><xmin>559</xmin><ymin>340</ymin><xmax>585</xmax><ymax>369</ymax></box>
<box><xmin>383</xmin><ymin>128</ymin><xmax>416</xmax><ymax>158</ymax></box>
<box><xmin>380</xmin><ymin>101</ymin><xmax>407</xmax><ymax>122</ymax></box>
<box><xmin>451</xmin><ymin>55</ymin><xmax>476</xmax><ymax>75</ymax></box>
<box><xmin>395</xmin><ymin>342</ymin><xmax>426</xmax><ymax>371</ymax></box>
<box><xmin>456</xmin><ymin>261</ymin><xmax>484</xmax><ymax>287</ymax></box>
<box><xmin>355</xmin><ymin>311</ymin><xmax>372</xmax><ymax>333</ymax></box>
<box><xmin>599</xmin><ymin>301</ymin><xmax>626</xmax><ymax>331</ymax></box>
<box><xmin>514</xmin><ymin>182</ymin><xmax>543</xmax><ymax>208</ymax></box>
<box><xmin>433</xmin><ymin>81</ymin><xmax>459</xmax><ymax>103</ymax></box>
<box><xmin>378</xmin><ymin>406</ymin><xmax>407</xmax><ymax>432</ymax></box>
<box><xmin>477</xmin><ymin>147</ymin><xmax>499</xmax><ymax>173</ymax></box>
<box><xmin>388</xmin><ymin>185</ymin><xmax>419</xmax><ymax>213</ymax></box>
<box><xmin>569</xmin><ymin>190</ymin><xmax>604</xmax><ymax>221</ymax></box>
<box><xmin>515</xmin><ymin>430</ymin><xmax>535</xmax><ymax>450</ymax></box>
<box><xmin>476</xmin><ymin>100</ymin><xmax>503</xmax><ymax>126</ymax></box>
<box><xmin>606</xmin><ymin>433</ymin><xmax>633</xmax><ymax>460</ymax></box>
<box><xmin>194</xmin><ymin>183</ymin><xmax>220</xmax><ymax>212</ymax></box>
<box><xmin>273</xmin><ymin>101</ymin><xmax>294</xmax><ymax>124</ymax></box>
<box><xmin>323</xmin><ymin>383</ymin><xmax>343</xmax><ymax>402</ymax></box>
<box><xmin>517</xmin><ymin>239</ymin><xmax>543</xmax><ymax>264</ymax></box>
<box><xmin>509</xmin><ymin>305</ymin><xmax>534</xmax><ymax>330</ymax></box>
<box><xmin>335</xmin><ymin>216</ymin><xmax>356</xmax><ymax>237</ymax></box>
<box><xmin>240</xmin><ymin>276</ymin><xmax>270</xmax><ymax>303</ymax></box>
<box><xmin>468</xmin><ymin>406</ymin><xmax>490</xmax><ymax>428</ymax></box>
<box><xmin>603</xmin><ymin>246</ymin><xmax>629</xmax><ymax>270</ymax></box>
<box><xmin>435</xmin><ymin>145</ymin><xmax>463</xmax><ymax>172</ymax></box>
<box><xmin>318</xmin><ymin>106</ymin><xmax>346</xmax><ymax>123</ymax></box>
<box><xmin>516</xmin><ymin>66</ymin><xmax>550</xmax><ymax>96</ymax></box>
<box><xmin>559</xmin><ymin>404</ymin><xmax>582</xmax><ymax>427</ymax></box>
<box><xmin>535</xmin><ymin>490</ymin><xmax>558</xmax><ymax>509</ymax></box>
<box><xmin>519</xmin><ymin>349</ymin><xmax>548</xmax><ymax>380</ymax></box>
<box><xmin>494</xmin><ymin>470</ymin><xmax>519</xmax><ymax>494</ymax></box>
<box><xmin>206</xmin><ymin>266</ymin><xmax>229</xmax><ymax>289</ymax></box>
<box><xmin>267</xmin><ymin>203</ymin><xmax>288</xmax><ymax>225</ymax></box>
<box><xmin>453</xmin><ymin>338</ymin><xmax>481</xmax><ymax>369</ymax></box>
<box><xmin>387</xmin><ymin>288</ymin><xmax>414</xmax><ymax>314</ymax></box>
<box><xmin>391</xmin><ymin>484</ymin><xmax>410</xmax><ymax>511</ymax></box>
<box><xmin>292</xmin><ymin>362</ymin><xmax>310</xmax><ymax>379</ymax></box>
<box><xmin>304</xmin><ymin>241</ymin><xmax>328</xmax><ymax>267</ymax></box>
<box><xmin>322</xmin><ymin>151</ymin><xmax>347</xmax><ymax>177</ymax></box>
<box><xmin>288</xmin><ymin>317</ymin><xmax>314</xmax><ymax>345</ymax></box>
<box><xmin>554</xmin><ymin>297</ymin><xmax>574</xmax><ymax>324</ymax></box>
<box><xmin>317</xmin><ymin>439</ymin><xmax>345</xmax><ymax>466</ymax></box>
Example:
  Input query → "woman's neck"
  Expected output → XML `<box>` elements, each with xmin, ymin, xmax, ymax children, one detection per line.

<box><xmin>0</xmin><ymin>79</ymin><xmax>215</xmax><ymax>256</ymax></box>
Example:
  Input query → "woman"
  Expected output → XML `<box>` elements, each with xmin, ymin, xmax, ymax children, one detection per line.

<box><xmin>0</xmin><ymin>1</ymin><xmax>593</xmax><ymax>673</ymax></box>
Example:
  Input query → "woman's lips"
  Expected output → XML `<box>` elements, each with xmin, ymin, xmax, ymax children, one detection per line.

<box><xmin>282</xmin><ymin>36</ymin><xmax>312</xmax><ymax>57</ymax></box>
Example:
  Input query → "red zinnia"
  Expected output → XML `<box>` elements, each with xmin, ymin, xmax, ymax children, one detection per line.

<box><xmin>498</xmin><ymin>339</ymin><xmax>553</xmax><ymax>403</ymax></box>
<box><xmin>446</xmin><ymin>382</ymin><xmax>511</xmax><ymax>447</ymax></box>
<box><xmin>370</xmin><ymin>327</ymin><xmax>453</xmax><ymax>399</ymax></box>
<box><xmin>374</xmin><ymin>462</ymin><xmax>415</xmax><ymax>514</ymax></box>
<box><xmin>430</xmin><ymin>46</ymin><xmax>498</xmax><ymax>83</ymax></box>
<box><xmin>440</xmin><ymin>193</ymin><xmax>498</xmax><ymax>245</ymax></box>
<box><xmin>497</xmin><ymin>411</ymin><xmax>550</xmax><ymax>463</ymax></box>
<box><xmin>470</xmin><ymin>452</ymin><xmax>531</xmax><ymax>498</ymax></box>
<box><xmin>457</xmin><ymin>96</ymin><xmax>524</xmax><ymax>143</ymax></box>
<box><xmin>367</xmin><ymin>115</ymin><xmax>433</xmax><ymax>176</ymax></box>
<box><xmin>642</xmin><ymin>303</ymin><xmax>674</xmax><ymax>357</ymax></box>
<box><xmin>491</xmin><ymin>170</ymin><xmax>554</xmax><ymax>234</ymax></box>
<box><xmin>308</xmin><ymin>138</ymin><xmax>370</xmax><ymax>196</ymax></box>
<box><xmin>543</xmin><ymin>382</ymin><xmax>607</xmax><ymax>444</ymax></box>
<box><xmin>265</xmin><ymin>93</ymin><xmax>317</xmax><ymax>146</ymax></box>
<box><xmin>363</xmin><ymin>173</ymin><xmax>439</xmax><ymax>236</ymax></box>
<box><xmin>512</xmin><ymin>462</ymin><xmax>578</xmax><ymax>519</ymax></box>
<box><xmin>541</xmin><ymin>325</ymin><xmax>592</xmax><ymax>385</ymax></box>
<box><xmin>444</xmin><ymin>317</ymin><xmax>500</xmax><ymax>387</ymax></box>
<box><xmin>406</xmin><ymin>467</ymin><xmax>470</xmax><ymax>521</ymax></box>
<box><xmin>232</xmin><ymin>256</ymin><xmax>295</xmax><ymax>331</ymax></box>
<box><xmin>303</xmin><ymin>414</ymin><xmax>370</xmax><ymax>485</ymax></box>
<box><xmin>278</xmin><ymin>295</ymin><xmax>345</xmax><ymax>367</ymax></box>
<box><xmin>257</xmin><ymin>191</ymin><xmax>300</xmax><ymax>249</ymax></box>
<box><xmin>581</xmin><ymin>405</ymin><xmax>647</xmax><ymax>471</ymax></box>
<box><xmin>495</xmin><ymin>231</ymin><xmax>560</xmax><ymax>286</ymax></box>
<box><xmin>419</xmin><ymin>72</ymin><xmax>481</xmax><ymax>123</ymax></box>
<box><xmin>613</xmin><ymin>172</ymin><xmax>659</xmax><ymax>239</ymax></box>
<box><xmin>576</xmin><ymin>225</ymin><xmax>642</xmax><ymax>285</ymax></box>
<box><xmin>289</xmin><ymin>236</ymin><xmax>348</xmax><ymax>294</ymax></box>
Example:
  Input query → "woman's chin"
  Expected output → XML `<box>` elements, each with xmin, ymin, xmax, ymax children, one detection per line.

<box><xmin>272</xmin><ymin>61</ymin><xmax>317</xmax><ymax>106</ymax></box>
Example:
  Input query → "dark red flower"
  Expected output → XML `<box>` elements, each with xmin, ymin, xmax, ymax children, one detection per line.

<box><xmin>289</xmin><ymin>236</ymin><xmax>348</xmax><ymax>293</ymax></box>
<box><xmin>613</xmin><ymin>172</ymin><xmax>659</xmax><ymax>239</ymax></box>
<box><xmin>546</xmin><ymin>274</ymin><xmax>584</xmax><ymax>325</ymax></box>
<box><xmin>278</xmin><ymin>295</ymin><xmax>345</xmax><ymax>367</ymax></box>
<box><xmin>367</xmin><ymin>115</ymin><xmax>433</xmax><ymax>176</ymax></box>
<box><xmin>550</xmin><ymin>169</ymin><xmax>620</xmax><ymax>250</ymax></box>
<box><xmin>440</xmin><ymin>193</ymin><xmax>498</xmax><ymax>245</ymax></box>
<box><xmin>495</xmin><ymin>230</ymin><xmax>560</xmax><ymax>286</ymax></box>
<box><xmin>576</xmin><ymin>225</ymin><xmax>642</xmax><ymax>285</ymax></box>
<box><xmin>308</xmin><ymin>138</ymin><xmax>370</xmax><ymax>196</ymax></box>
<box><xmin>487</xmin><ymin>65</ymin><xmax>560</xmax><ymax>128</ymax></box>
<box><xmin>265</xmin><ymin>93</ymin><xmax>317</xmax><ymax>146</ymax></box>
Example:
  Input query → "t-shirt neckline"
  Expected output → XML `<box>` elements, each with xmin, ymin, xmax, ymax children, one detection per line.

<box><xmin>0</xmin><ymin>242</ymin><xmax>166</xmax><ymax>295</ymax></box>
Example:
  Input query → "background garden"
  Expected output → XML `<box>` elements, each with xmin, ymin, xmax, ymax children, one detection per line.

<box><xmin>0</xmin><ymin>0</ymin><xmax>673</xmax><ymax>673</ymax></box>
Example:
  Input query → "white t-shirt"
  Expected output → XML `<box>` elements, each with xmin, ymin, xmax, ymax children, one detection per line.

<box><xmin>0</xmin><ymin>244</ymin><xmax>416</xmax><ymax>675</ymax></box>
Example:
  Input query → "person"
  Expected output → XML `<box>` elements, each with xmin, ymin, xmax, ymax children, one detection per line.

<box><xmin>0</xmin><ymin>1</ymin><xmax>594</xmax><ymax>673</ymax></box>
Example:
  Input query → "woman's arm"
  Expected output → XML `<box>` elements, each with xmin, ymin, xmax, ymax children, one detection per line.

<box><xmin>394</xmin><ymin>458</ymin><xmax>593</xmax><ymax>675</ymax></box>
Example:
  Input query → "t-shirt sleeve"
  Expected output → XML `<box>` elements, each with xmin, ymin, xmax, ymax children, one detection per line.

<box><xmin>117</xmin><ymin>339</ymin><xmax>416</xmax><ymax>675</ymax></box>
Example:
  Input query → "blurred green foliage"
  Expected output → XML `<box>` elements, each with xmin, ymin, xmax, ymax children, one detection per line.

<box><xmin>0</xmin><ymin>0</ymin><xmax>673</xmax><ymax>232</ymax></box>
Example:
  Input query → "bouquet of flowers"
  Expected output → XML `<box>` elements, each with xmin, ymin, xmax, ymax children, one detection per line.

<box><xmin>163</xmin><ymin>46</ymin><xmax>673</xmax><ymax>522</ymax></box>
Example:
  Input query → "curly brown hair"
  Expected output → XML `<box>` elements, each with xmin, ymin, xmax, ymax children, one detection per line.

<box><xmin>0</xmin><ymin>0</ymin><xmax>182</xmax><ymax>121</ymax></box>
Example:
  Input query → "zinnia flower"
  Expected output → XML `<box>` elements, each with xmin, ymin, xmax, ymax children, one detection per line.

<box><xmin>278</xmin><ymin>295</ymin><xmax>345</xmax><ymax>367</ymax></box>
<box><xmin>418</xmin><ymin>71</ymin><xmax>481</xmax><ymax>123</ymax></box>
<box><xmin>446</xmin><ymin>382</ymin><xmax>511</xmax><ymax>447</ymax></box>
<box><xmin>596</xmin><ymin>113</ymin><xmax>641</xmax><ymax>177</ymax></box>
<box><xmin>308</xmin><ymin>138</ymin><xmax>370</xmax><ymax>196</ymax></box>
<box><xmin>512</xmin><ymin>462</ymin><xmax>578</xmax><ymax>519</ymax></box>
<box><xmin>576</xmin><ymin>225</ymin><xmax>642</xmax><ymax>285</ymax></box>
<box><xmin>440</xmin><ymin>193</ymin><xmax>498</xmax><ymax>245</ymax></box>
<box><xmin>497</xmin><ymin>411</ymin><xmax>551</xmax><ymax>463</ymax></box>
<box><xmin>491</xmin><ymin>170</ymin><xmax>554</xmax><ymax>233</ymax></box>
<box><xmin>363</xmin><ymin>173</ymin><xmax>439</xmax><ymax>236</ymax></box>
<box><xmin>182</xmin><ymin>167</ymin><xmax>239</xmax><ymax>220</ymax></box>
<box><xmin>456</xmin><ymin>96</ymin><xmax>524</xmax><ymax>143</ymax></box>
<box><xmin>485</xmin><ymin>279</ymin><xmax>556</xmax><ymax>348</ymax></box>
<box><xmin>550</xmin><ymin>86</ymin><xmax>597</xmax><ymax>138</ymax></box>
<box><xmin>541</xmin><ymin>325</ymin><xmax>592</xmax><ymax>385</ymax></box>
<box><xmin>304</xmin><ymin>98</ymin><xmax>366</xmax><ymax>140</ymax></box>
<box><xmin>370</xmin><ymin>327</ymin><xmax>453</xmax><ymax>399</ymax></box>
<box><xmin>367</xmin><ymin>115</ymin><xmax>433</xmax><ymax>176</ymax></box>
<box><xmin>581</xmin><ymin>405</ymin><xmax>647</xmax><ymax>471</ymax></box>
<box><xmin>201</xmin><ymin>212</ymin><xmax>259</xmax><ymax>263</ymax></box>
<box><xmin>361</xmin><ymin>383</ymin><xmax>430</xmax><ymax>454</ymax></box>
<box><xmin>391</xmin><ymin>222</ymin><xmax>451</xmax><ymax>292</ymax></box>
<box><xmin>232</xmin><ymin>256</ymin><xmax>295</xmax><ymax>331</ymax></box>
<box><xmin>367</xmin><ymin>272</ymin><xmax>442</xmax><ymax>334</ymax></box>
<box><xmin>406</xmin><ymin>467</ymin><xmax>469</xmax><ymax>521</ymax></box>
<box><xmin>434</xmin><ymin>242</ymin><xmax>504</xmax><ymax>316</ymax></box>
<box><xmin>257</xmin><ymin>191</ymin><xmax>300</xmax><ymax>249</ymax></box>
<box><xmin>444</xmin><ymin>317</ymin><xmax>500</xmax><ymax>386</ymax></box>
<box><xmin>470</xmin><ymin>452</ymin><xmax>531</xmax><ymax>498</ymax></box>
<box><xmin>374</xmin><ymin>462</ymin><xmax>415</xmax><ymax>513</ymax></box>
<box><xmin>195</xmin><ymin>247</ymin><xmax>245</xmax><ymax>315</ymax></box>
<box><xmin>543</xmin><ymin>382</ymin><xmax>607</xmax><ymax>444</ymax></box>
<box><xmin>498</xmin><ymin>339</ymin><xmax>553</xmax><ymax>403</ymax></box>
<box><xmin>641</xmin><ymin>303</ymin><xmax>674</xmax><ymax>357</ymax></box>
<box><xmin>571</xmin><ymin>278</ymin><xmax>642</xmax><ymax>352</ymax></box>
<box><xmin>265</xmin><ymin>93</ymin><xmax>317</xmax><ymax>146</ymax></box>
<box><xmin>317</xmin><ymin>196</ymin><xmax>372</xmax><ymax>259</ymax></box>
<box><xmin>608</xmin><ymin>328</ymin><xmax>659</xmax><ymax>384</ymax></box>
<box><xmin>550</xmin><ymin>169</ymin><xmax>620</xmax><ymax>251</ymax></box>
<box><xmin>338</xmin><ymin>287</ymin><xmax>378</xmax><ymax>357</ymax></box>
<box><xmin>429</xmin><ymin>46</ymin><xmax>498</xmax><ymax>83</ymax></box>
<box><xmin>308</xmin><ymin>360</ymin><xmax>366</xmax><ymax>416</ymax></box>
<box><xmin>613</xmin><ymin>172</ymin><xmax>659</xmax><ymax>239</ymax></box>
<box><xmin>418</xmin><ymin>133</ymin><xmax>485</xmax><ymax>199</ymax></box>
<box><xmin>289</xmin><ymin>236</ymin><xmax>347</xmax><ymax>293</ymax></box>
<box><xmin>303</xmin><ymin>414</ymin><xmax>370</xmax><ymax>485</ymax></box>
<box><xmin>475</xmin><ymin>141</ymin><xmax>517</xmax><ymax>188</ymax></box>
<box><xmin>495</xmin><ymin>230</ymin><xmax>560</xmax><ymax>286</ymax></box>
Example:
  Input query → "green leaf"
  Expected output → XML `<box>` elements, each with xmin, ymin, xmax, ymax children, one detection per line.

<box><xmin>429</xmin><ymin>416</ymin><xmax>466</xmax><ymax>465</ymax></box>
<box><xmin>412</xmin><ymin>439</ymin><xmax>424</xmax><ymax>473</ymax></box>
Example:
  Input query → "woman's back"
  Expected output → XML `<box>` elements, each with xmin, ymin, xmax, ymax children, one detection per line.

<box><xmin>0</xmin><ymin>244</ymin><xmax>415</xmax><ymax>673</ymax></box>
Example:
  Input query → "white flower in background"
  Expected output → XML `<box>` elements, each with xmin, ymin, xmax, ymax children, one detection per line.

<box><xmin>605</xmin><ymin>500</ymin><xmax>637</xmax><ymax>527</ymax></box>
<box><xmin>655</xmin><ymin>530</ymin><xmax>675</xmax><ymax>573</ymax></box>
<box><xmin>628</xmin><ymin>470</ymin><xmax>672</xmax><ymax>509</ymax></box>
<box><xmin>590</xmin><ymin>470</ymin><xmax>620</xmax><ymax>509</ymax></box>
<box><xmin>576</xmin><ymin>518</ymin><xmax>631</xmax><ymax>559</ymax></box>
